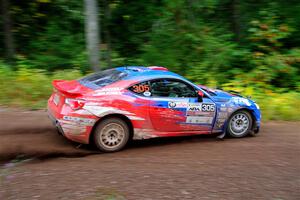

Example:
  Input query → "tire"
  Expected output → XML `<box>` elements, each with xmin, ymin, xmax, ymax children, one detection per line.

<box><xmin>93</xmin><ymin>117</ymin><xmax>130</xmax><ymax>152</ymax></box>
<box><xmin>227</xmin><ymin>110</ymin><xmax>253</xmax><ymax>138</ymax></box>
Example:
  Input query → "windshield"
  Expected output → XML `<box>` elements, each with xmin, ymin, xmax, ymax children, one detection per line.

<box><xmin>79</xmin><ymin>69</ymin><xmax>127</xmax><ymax>89</ymax></box>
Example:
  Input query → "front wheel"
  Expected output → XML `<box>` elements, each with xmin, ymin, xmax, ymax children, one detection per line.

<box><xmin>227</xmin><ymin>110</ymin><xmax>252</xmax><ymax>138</ymax></box>
<box><xmin>93</xmin><ymin>118</ymin><xmax>130</xmax><ymax>152</ymax></box>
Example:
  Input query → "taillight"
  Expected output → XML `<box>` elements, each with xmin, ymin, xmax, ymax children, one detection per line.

<box><xmin>65</xmin><ymin>98</ymin><xmax>86</xmax><ymax>110</ymax></box>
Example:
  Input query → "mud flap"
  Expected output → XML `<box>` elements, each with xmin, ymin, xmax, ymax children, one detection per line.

<box><xmin>249</xmin><ymin>123</ymin><xmax>260</xmax><ymax>137</ymax></box>
<box><xmin>48</xmin><ymin>110</ymin><xmax>64</xmax><ymax>136</ymax></box>
<box><xmin>216</xmin><ymin>131</ymin><xmax>226</xmax><ymax>140</ymax></box>
<box><xmin>55</xmin><ymin>121</ymin><xmax>64</xmax><ymax>135</ymax></box>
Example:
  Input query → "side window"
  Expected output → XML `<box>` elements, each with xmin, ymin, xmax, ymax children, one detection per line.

<box><xmin>128</xmin><ymin>81</ymin><xmax>151</xmax><ymax>96</ymax></box>
<box><xmin>150</xmin><ymin>79</ymin><xmax>197</xmax><ymax>98</ymax></box>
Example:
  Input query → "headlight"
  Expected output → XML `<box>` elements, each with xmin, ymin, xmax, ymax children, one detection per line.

<box><xmin>254</xmin><ymin>103</ymin><xmax>260</xmax><ymax>109</ymax></box>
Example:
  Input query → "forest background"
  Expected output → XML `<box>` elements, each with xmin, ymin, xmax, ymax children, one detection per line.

<box><xmin>0</xmin><ymin>0</ymin><xmax>299</xmax><ymax>120</ymax></box>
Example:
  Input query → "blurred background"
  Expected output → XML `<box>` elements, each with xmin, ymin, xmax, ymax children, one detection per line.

<box><xmin>0</xmin><ymin>0</ymin><xmax>299</xmax><ymax>120</ymax></box>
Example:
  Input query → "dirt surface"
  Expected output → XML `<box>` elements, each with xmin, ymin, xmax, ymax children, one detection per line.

<box><xmin>0</xmin><ymin>109</ymin><xmax>299</xmax><ymax>200</ymax></box>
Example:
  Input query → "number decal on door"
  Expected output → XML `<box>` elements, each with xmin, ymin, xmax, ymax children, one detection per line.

<box><xmin>132</xmin><ymin>85</ymin><xmax>150</xmax><ymax>93</ymax></box>
<box><xmin>201</xmin><ymin>103</ymin><xmax>215</xmax><ymax>112</ymax></box>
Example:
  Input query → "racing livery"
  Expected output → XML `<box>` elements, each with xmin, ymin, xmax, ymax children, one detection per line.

<box><xmin>48</xmin><ymin>66</ymin><xmax>261</xmax><ymax>152</ymax></box>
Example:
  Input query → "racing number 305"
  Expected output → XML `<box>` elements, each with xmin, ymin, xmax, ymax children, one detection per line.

<box><xmin>132</xmin><ymin>85</ymin><xmax>150</xmax><ymax>93</ymax></box>
<box><xmin>202</xmin><ymin>103</ymin><xmax>215</xmax><ymax>112</ymax></box>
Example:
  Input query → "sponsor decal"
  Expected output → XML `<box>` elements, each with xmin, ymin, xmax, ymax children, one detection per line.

<box><xmin>61</xmin><ymin>124</ymin><xmax>86</xmax><ymax>135</ymax></box>
<box><xmin>187</xmin><ymin>111</ymin><xmax>213</xmax><ymax>116</ymax></box>
<box><xmin>187</xmin><ymin>104</ymin><xmax>202</xmax><ymax>111</ymax></box>
<box><xmin>218</xmin><ymin>112</ymin><xmax>227</xmax><ymax>118</ymax></box>
<box><xmin>215</xmin><ymin>121</ymin><xmax>225</xmax><ymax>128</ymax></box>
<box><xmin>187</xmin><ymin>103</ymin><xmax>215</xmax><ymax>113</ymax></box>
<box><xmin>220</xmin><ymin>107</ymin><xmax>227</xmax><ymax>111</ymax></box>
<box><xmin>93</xmin><ymin>87</ymin><xmax>123</xmax><ymax>96</ymax></box>
<box><xmin>186</xmin><ymin>116</ymin><xmax>214</xmax><ymax>124</ymax></box>
<box><xmin>228</xmin><ymin>107</ymin><xmax>234</xmax><ymax>112</ymax></box>
<box><xmin>94</xmin><ymin>91</ymin><xmax>122</xmax><ymax>96</ymax></box>
<box><xmin>168</xmin><ymin>102</ymin><xmax>216</xmax><ymax>111</ymax></box>
<box><xmin>231</xmin><ymin>97</ymin><xmax>251</xmax><ymax>106</ymax></box>
<box><xmin>168</xmin><ymin>101</ymin><xmax>188</xmax><ymax>108</ymax></box>
<box><xmin>168</xmin><ymin>102</ymin><xmax>176</xmax><ymax>108</ymax></box>
<box><xmin>143</xmin><ymin>91</ymin><xmax>151</xmax><ymax>97</ymax></box>
<box><xmin>218</xmin><ymin>118</ymin><xmax>226</xmax><ymax>123</ymax></box>
<box><xmin>63</xmin><ymin>116</ymin><xmax>96</xmax><ymax>126</ymax></box>
<box><xmin>185</xmin><ymin>103</ymin><xmax>215</xmax><ymax>123</ymax></box>
<box><xmin>100</xmin><ymin>87</ymin><xmax>122</xmax><ymax>91</ymax></box>
<box><xmin>215</xmin><ymin>118</ymin><xmax>226</xmax><ymax>128</ymax></box>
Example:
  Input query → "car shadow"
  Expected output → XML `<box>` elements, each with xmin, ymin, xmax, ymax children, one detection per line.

<box><xmin>127</xmin><ymin>133</ymin><xmax>223</xmax><ymax>150</ymax></box>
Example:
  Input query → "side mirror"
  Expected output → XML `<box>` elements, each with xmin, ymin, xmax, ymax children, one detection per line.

<box><xmin>197</xmin><ymin>90</ymin><xmax>204</xmax><ymax>102</ymax></box>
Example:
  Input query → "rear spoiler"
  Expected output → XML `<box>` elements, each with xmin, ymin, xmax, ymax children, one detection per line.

<box><xmin>147</xmin><ymin>66</ymin><xmax>168</xmax><ymax>71</ymax></box>
<box><xmin>52</xmin><ymin>80</ymin><xmax>83</xmax><ymax>96</ymax></box>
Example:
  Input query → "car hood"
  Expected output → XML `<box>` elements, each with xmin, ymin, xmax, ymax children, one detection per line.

<box><xmin>211</xmin><ymin>91</ymin><xmax>239</xmax><ymax>103</ymax></box>
<box><xmin>198</xmin><ymin>85</ymin><xmax>251</xmax><ymax>103</ymax></box>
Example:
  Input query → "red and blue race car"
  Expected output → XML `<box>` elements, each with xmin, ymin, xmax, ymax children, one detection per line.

<box><xmin>48</xmin><ymin>66</ymin><xmax>261</xmax><ymax>152</ymax></box>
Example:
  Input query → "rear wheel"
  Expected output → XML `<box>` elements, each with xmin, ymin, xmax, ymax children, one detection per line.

<box><xmin>93</xmin><ymin>118</ymin><xmax>130</xmax><ymax>152</ymax></box>
<box><xmin>227</xmin><ymin>110</ymin><xmax>252</xmax><ymax>138</ymax></box>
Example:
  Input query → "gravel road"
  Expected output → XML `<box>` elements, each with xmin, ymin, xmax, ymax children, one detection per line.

<box><xmin>0</xmin><ymin>109</ymin><xmax>299</xmax><ymax>199</ymax></box>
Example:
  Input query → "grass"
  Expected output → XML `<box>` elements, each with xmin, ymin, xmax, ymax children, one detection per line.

<box><xmin>0</xmin><ymin>65</ymin><xmax>83</xmax><ymax>109</ymax></box>
<box><xmin>0</xmin><ymin>64</ymin><xmax>299</xmax><ymax>120</ymax></box>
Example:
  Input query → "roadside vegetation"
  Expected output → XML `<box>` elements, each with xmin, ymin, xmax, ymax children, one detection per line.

<box><xmin>0</xmin><ymin>1</ymin><xmax>299</xmax><ymax>120</ymax></box>
<box><xmin>0</xmin><ymin>61</ymin><xmax>299</xmax><ymax>121</ymax></box>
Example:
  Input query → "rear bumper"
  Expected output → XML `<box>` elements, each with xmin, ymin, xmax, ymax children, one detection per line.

<box><xmin>47</xmin><ymin>100</ymin><xmax>97</xmax><ymax>144</ymax></box>
<box><xmin>48</xmin><ymin>109</ymin><xmax>64</xmax><ymax>135</ymax></box>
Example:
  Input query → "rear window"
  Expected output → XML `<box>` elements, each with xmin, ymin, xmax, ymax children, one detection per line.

<box><xmin>79</xmin><ymin>69</ymin><xmax>127</xmax><ymax>89</ymax></box>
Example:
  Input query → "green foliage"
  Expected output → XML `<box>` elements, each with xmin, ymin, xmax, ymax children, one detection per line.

<box><xmin>0</xmin><ymin>61</ymin><xmax>299</xmax><ymax>120</ymax></box>
<box><xmin>246</xmin><ymin>5</ymin><xmax>300</xmax><ymax>89</ymax></box>
<box><xmin>0</xmin><ymin>61</ymin><xmax>82</xmax><ymax>109</ymax></box>
<box><xmin>7</xmin><ymin>0</ymin><xmax>87</xmax><ymax>72</ymax></box>
<box><xmin>256</xmin><ymin>92</ymin><xmax>300</xmax><ymax>121</ymax></box>
<box><xmin>0</xmin><ymin>0</ymin><xmax>299</xmax><ymax>120</ymax></box>
<box><xmin>221</xmin><ymin>81</ymin><xmax>300</xmax><ymax>121</ymax></box>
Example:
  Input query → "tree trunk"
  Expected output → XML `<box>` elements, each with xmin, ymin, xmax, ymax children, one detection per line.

<box><xmin>1</xmin><ymin>0</ymin><xmax>15</xmax><ymax>65</ymax></box>
<box><xmin>104</xmin><ymin>0</ymin><xmax>112</xmax><ymax>68</ymax></box>
<box><xmin>230</xmin><ymin>0</ymin><xmax>241</xmax><ymax>42</ymax></box>
<box><xmin>84</xmin><ymin>0</ymin><xmax>100</xmax><ymax>71</ymax></box>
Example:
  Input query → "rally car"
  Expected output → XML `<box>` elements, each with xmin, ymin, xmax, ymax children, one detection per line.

<box><xmin>48</xmin><ymin>66</ymin><xmax>261</xmax><ymax>152</ymax></box>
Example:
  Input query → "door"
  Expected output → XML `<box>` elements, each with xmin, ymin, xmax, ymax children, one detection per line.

<box><xmin>147</xmin><ymin>79</ymin><xmax>216</xmax><ymax>132</ymax></box>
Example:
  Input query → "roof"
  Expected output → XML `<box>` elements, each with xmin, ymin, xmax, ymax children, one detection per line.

<box><xmin>116</xmin><ymin>66</ymin><xmax>184</xmax><ymax>82</ymax></box>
